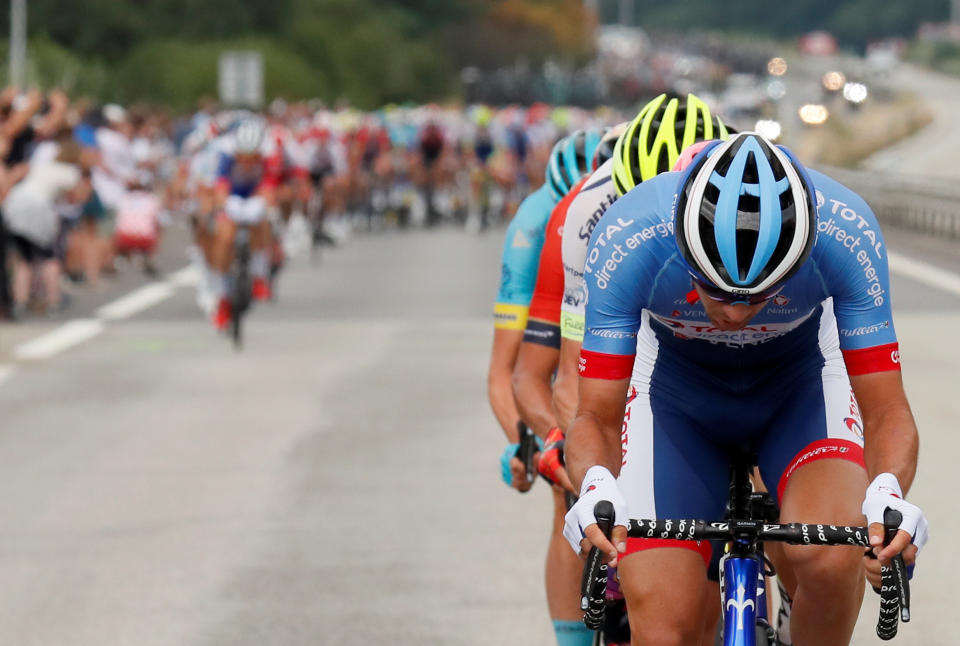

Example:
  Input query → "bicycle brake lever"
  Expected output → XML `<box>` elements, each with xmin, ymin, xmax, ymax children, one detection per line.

<box><xmin>515</xmin><ymin>422</ymin><xmax>537</xmax><ymax>487</ymax></box>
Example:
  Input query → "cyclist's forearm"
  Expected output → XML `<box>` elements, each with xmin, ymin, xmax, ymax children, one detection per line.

<box><xmin>863</xmin><ymin>404</ymin><xmax>919</xmax><ymax>493</ymax></box>
<box><xmin>487</xmin><ymin>364</ymin><xmax>521</xmax><ymax>443</ymax></box>
<box><xmin>551</xmin><ymin>364</ymin><xmax>577</xmax><ymax>433</ymax></box>
<box><xmin>551</xmin><ymin>339</ymin><xmax>582</xmax><ymax>432</ymax></box>
<box><xmin>512</xmin><ymin>366</ymin><xmax>558</xmax><ymax>438</ymax></box>
<box><xmin>852</xmin><ymin>371</ymin><xmax>920</xmax><ymax>493</ymax></box>
<box><xmin>488</xmin><ymin>328</ymin><xmax>524</xmax><ymax>441</ymax></box>
<box><xmin>565</xmin><ymin>411</ymin><xmax>621</xmax><ymax>490</ymax></box>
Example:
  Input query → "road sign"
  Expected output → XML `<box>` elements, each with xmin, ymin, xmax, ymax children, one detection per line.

<box><xmin>218</xmin><ymin>51</ymin><xmax>264</xmax><ymax>108</ymax></box>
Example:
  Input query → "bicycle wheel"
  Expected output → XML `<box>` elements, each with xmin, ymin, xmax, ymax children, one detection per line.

<box><xmin>230</xmin><ymin>300</ymin><xmax>243</xmax><ymax>349</ymax></box>
<box><xmin>229</xmin><ymin>231</ymin><xmax>252</xmax><ymax>349</ymax></box>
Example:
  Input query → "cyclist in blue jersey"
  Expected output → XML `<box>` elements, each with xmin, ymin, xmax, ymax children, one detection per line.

<box><xmin>562</xmin><ymin>133</ymin><xmax>927</xmax><ymax>646</ymax></box>
<box><xmin>209</xmin><ymin>120</ymin><xmax>278</xmax><ymax>330</ymax></box>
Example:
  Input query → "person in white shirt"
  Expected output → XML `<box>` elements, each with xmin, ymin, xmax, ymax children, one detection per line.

<box><xmin>3</xmin><ymin>140</ymin><xmax>89</xmax><ymax>315</ymax></box>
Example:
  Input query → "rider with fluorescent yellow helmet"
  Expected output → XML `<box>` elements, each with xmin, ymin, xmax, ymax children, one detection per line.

<box><xmin>611</xmin><ymin>92</ymin><xmax>730</xmax><ymax>196</ymax></box>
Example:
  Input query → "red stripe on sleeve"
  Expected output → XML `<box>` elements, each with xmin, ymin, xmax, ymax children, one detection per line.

<box><xmin>841</xmin><ymin>342</ymin><xmax>901</xmax><ymax>376</ymax></box>
<box><xmin>578</xmin><ymin>349</ymin><xmax>634</xmax><ymax>380</ymax></box>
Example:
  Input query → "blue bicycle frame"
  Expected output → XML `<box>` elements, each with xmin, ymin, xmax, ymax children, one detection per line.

<box><xmin>720</xmin><ymin>552</ymin><xmax>762</xmax><ymax>646</ymax></box>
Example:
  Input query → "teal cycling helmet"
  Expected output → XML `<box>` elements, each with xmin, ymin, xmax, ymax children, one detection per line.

<box><xmin>674</xmin><ymin>132</ymin><xmax>817</xmax><ymax>296</ymax></box>
<box><xmin>545</xmin><ymin>129</ymin><xmax>602</xmax><ymax>202</ymax></box>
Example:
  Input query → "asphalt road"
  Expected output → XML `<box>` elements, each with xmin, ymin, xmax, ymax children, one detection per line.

<box><xmin>0</xmin><ymin>216</ymin><xmax>957</xmax><ymax>645</ymax></box>
<box><xmin>860</xmin><ymin>62</ymin><xmax>960</xmax><ymax>180</ymax></box>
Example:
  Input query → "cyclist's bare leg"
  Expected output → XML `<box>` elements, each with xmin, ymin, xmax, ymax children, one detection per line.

<box><xmin>209</xmin><ymin>217</ymin><xmax>236</xmax><ymax>304</ymax></box>
<box><xmin>10</xmin><ymin>257</ymin><xmax>30</xmax><ymax>307</ymax></box>
<box><xmin>702</xmin><ymin>581</ymin><xmax>721</xmax><ymax>646</ymax></box>
<box><xmin>41</xmin><ymin>259</ymin><xmax>61</xmax><ymax>309</ymax></box>
<box><xmin>546</xmin><ymin>487</ymin><xmax>585</xmax><ymax>622</ymax></box>
<box><xmin>778</xmin><ymin>459</ymin><xmax>866</xmax><ymax>646</ymax></box>
<box><xmin>194</xmin><ymin>185</ymin><xmax>217</xmax><ymax>263</ymax></box>
<box><xmin>618</xmin><ymin>548</ymin><xmax>709</xmax><ymax>646</ymax></box>
<box><xmin>249</xmin><ymin>218</ymin><xmax>272</xmax><ymax>280</ymax></box>
<box><xmin>751</xmin><ymin>468</ymin><xmax>799</xmax><ymax>608</ymax></box>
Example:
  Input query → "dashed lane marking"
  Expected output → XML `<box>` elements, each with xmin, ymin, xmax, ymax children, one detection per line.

<box><xmin>3</xmin><ymin>249</ymin><xmax>959</xmax><ymax>379</ymax></box>
<box><xmin>167</xmin><ymin>265</ymin><xmax>201</xmax><ymax>288</ymax></box>
<box><xmin>7</xmin><ymin>264</ymin><xmax>196</xmax><ymax>367</ymax></box>
<box><xmin>12</xmin><ymin>319</ymin><xmax>106</xmax><ymax>361</ymax></box>
<box><xmin>96</xmin><ymin>282</ymin><xmax>176</xmax><ymax>321</ymax></box>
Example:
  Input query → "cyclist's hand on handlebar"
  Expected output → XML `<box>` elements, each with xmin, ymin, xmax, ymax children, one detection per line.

<box><xmin>562</xmin><ymin>466</ymin><xmax>628</xmax><ymax>566</ymax></box>
<box><xmin>864</xmin><ymin>543</ymin><xmax>917</xmax><ymax>590</ymax></box>
<box><xmin>509</xmin><ymin>456</ymin><xmax>534</xmax><ymax>492</ymax></box>
<box><xmin>536</xmin><ymin>427</ymin><xmax>575</xmax><ymax>493</ymax></box>
<box><xmin>862</xmin><ymin>473</ymin><xmax>929</xmax><ymax>563</ymax></box>
<box><xmin>499</xmin><ymin>444</ymin><xmax>533</xmax><ymax>493</ymax></box>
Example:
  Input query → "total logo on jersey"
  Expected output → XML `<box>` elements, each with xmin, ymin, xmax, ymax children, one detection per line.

<box><xmin>818</xmin><ymin>198</ymin><xmax>887</xmax><ymax>307</ymax></box>
<box><xmin>586</xmin><ymin>218</ymin><xmax>673</xmax><ymax>289</ymax></box>
<box><xmin>651</xmin><ymin>312</ymin><xmax>813</xmax><ymax>347</ymax></box>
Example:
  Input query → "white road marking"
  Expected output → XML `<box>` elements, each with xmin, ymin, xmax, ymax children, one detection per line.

<box><xmin>12</xmin><ymin>319</ymin><xmax>105</xmax><ymax>361</ymax></box>
<box><xmin>167</xmin><ymin>264</ymin><xmax>201</xmax><ymax>288</ymax></box>
<box><xmin>3</xmin><ymin>264</ymin><xmax>199</xmax><ymax>373</ymax></box>
<box><xmin>96</xmin><ymin>282</ymin><xmax>176</xmax><ymax>321</ymax></box>
<box><xmin>888</xmin><ymin>251</ymin><xmax>960</xmax><ymax>298</ymax></box>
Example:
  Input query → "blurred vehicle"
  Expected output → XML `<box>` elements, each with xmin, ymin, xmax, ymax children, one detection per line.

<box><xmin>798</xmin><ymin>30</ymin><xmax>838</xmax><ymax>56</ymax></box>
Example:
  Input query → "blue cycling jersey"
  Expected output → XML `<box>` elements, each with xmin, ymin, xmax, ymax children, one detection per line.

<box><xmin>494</xmin><ymin>184</ymin><xmax>557</xmax><ymax>330</ymax></box>
<box><xmin>578</xmin><ymin>169</ymin><xmax>901</xmax><ymax>380</ymax></box>
<box><xmin>217</xmin><ymin>153</ymin><xmax>265</xmax><ymax>198</ymax></box>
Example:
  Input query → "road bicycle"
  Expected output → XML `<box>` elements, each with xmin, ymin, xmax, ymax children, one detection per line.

<box><xmin>226</xmin><ymin>225</ymin><xmax>253</xmax><ymax>349</ymax></box>
<box><xmin>581</xmin><ymin>453</ymin><xmax>911</xmax><ymax>646</ymax></box>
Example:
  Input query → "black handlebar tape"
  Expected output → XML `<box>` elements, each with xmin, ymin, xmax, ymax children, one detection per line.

<box><xmin>627</xmin><ymin>519</ymin><xmax>872</xmax><ymax>545</ymax></box>
<box><xmin>514</xmin><ymin>422</ymin><xmax>537</xmax><ymax>488</ymax></box>
<box><xmin>580</xmin><ymin>501</ymin><xmax>615</xmax><ymax>630</ymax></box>
<box><xmin>882</xmin><ymin>508</ymin><xmax>911</xmax><ymax>623</ymax></box>
<box><xmin>877</xmin><ymin>507</ymin><xmax>908</xmax><ymax>640</ymax></box>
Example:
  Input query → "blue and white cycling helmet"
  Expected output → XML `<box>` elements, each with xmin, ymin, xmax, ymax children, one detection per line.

<box><xmin>674</xmin><ymin>132</ymin><xmax>817</xmax><ymax>296</ymax></box>
<box><xmin>234</xmin><ymin>119</ymin><xmax>266</xmax><ymax>155</ymax></box>
<box><xmin>545</xmin><ymin>129</ymin><xmax>602</xmax><ymax>202</ymax></box>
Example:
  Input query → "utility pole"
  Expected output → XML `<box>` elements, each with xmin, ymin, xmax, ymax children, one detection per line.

<box><xmin>618</xmin><ymin>0</ymin><xmax>633</xmax><ymax>26</ymax></box>
<box><xmin>9</xmin><ymin>0</ymin><xmax>26</xmax><ymax>88</ymax></box>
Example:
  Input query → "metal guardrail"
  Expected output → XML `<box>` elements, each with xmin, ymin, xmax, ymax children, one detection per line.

<box><xmin>818</xmin><ymin>166</ymin><xmax>960</xmax><ymax>240</ymax></box>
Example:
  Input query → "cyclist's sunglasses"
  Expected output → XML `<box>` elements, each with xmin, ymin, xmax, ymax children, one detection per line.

<box><xmin>692</xmin><ymin>277</ymin><xmax>783</xmax><ymax>306</ymax></box>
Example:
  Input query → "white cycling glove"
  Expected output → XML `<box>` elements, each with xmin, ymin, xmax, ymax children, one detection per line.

<box><xmin>861</xmin><ymin>472</ymin><xmax>929</xmax><ymax>552</ymax></box>
<box><xmin>562</xmin><ymin>465</ymin><xmax>628</xmax><ymax>555</ymax></box>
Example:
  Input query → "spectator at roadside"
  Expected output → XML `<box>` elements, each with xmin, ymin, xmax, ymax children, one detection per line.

<box><xmin>0</xmin><ymin>87</ymin><xmax>68</xmax><ymax>319</ymax></box>
<box><xmin>92</xmin><ymin>103</ymin><xmax>135</xmax><ymax>211</ymax></box>
<box><xmin>113</xmin><ymin>172</ymin><xmax>162</xmax><ymax>277</ymax></box>
<box><xmin>2</xmin><ymin>139</ymin><xmax>89</xmax><ymax>317</ymax></box>
<box><xmin>0</xmin><ymin>136</ymin><xmax>29</xmax><ymax>319</ymax></box>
